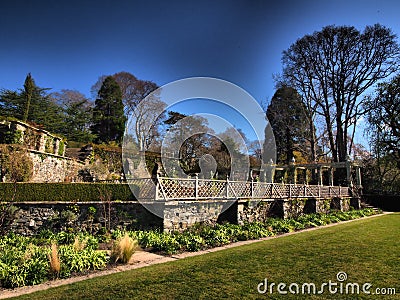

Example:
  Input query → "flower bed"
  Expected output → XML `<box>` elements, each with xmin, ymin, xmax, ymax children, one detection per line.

<box><xmin>0</xmin><ymin>208</ymin><xmax>380</xmax><ymax>288</ymax></box>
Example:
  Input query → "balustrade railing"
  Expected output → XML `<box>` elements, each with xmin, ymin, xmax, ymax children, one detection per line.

<box><xmin>126</xmin><ymin>177</ymin><xmax>351</xmax><ymax>201</ymax></box>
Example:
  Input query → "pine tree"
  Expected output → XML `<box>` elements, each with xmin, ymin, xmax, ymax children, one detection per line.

<box><xmin>1</xmin><ymin>73</ymin><xmax>63</xmax><ymax>132</ymax></box>
<box><xmin>91</xmin><ymin>76</ymin><xmax>126</xmax><ymax>144</ymax></box>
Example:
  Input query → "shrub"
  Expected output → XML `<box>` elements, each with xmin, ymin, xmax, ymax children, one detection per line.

<box><xmin>58</xmin><ymin>245</ymin><xmax>107</xmax><ymax>277</ymax></box>
<box><xmin>175</xmin><ymin>232</ymin><xmax>206</xmax><ymax>252</ymax></box>
<box><xmin>0</xmin><ymin>144</ymin><xmax>33</xmax><ymax>182</ymax></box>
<box><xmin>158</xmin><ymin>234</ymin><xmax>181</xmax><ymax>254</ymax></box>
<box><xmin>0</xmin><ymin>183</ymin><xmax>136</xmax><ymax>202</ymax></box>
<box><xmin>0</xmin><ymin>242</ymin><xmax>50</xmax><ymax>288</ymax></box>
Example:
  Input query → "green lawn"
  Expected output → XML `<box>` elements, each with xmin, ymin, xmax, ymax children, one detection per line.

<box><xmin>11</xmin><ymin>214</ymin><xmax>400</xmax><ymax>299</ymax></box>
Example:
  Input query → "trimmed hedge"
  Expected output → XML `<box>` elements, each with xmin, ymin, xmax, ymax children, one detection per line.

<box><xmin>0</xmin><ymin>183</ymin><xmax>137</xmax><ymax>202</ymax></box>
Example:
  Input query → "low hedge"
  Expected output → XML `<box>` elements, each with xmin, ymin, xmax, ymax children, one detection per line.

<box><xmin>0</xmin><ymin>183</ymin><xmax>137</xmax><ymax>202</ymax></box>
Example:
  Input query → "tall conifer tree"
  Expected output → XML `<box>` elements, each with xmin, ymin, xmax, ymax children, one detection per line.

<box><xmin>91</xmin><ymin>76</ymin><xmax>126</xmax><ymax>144</ymax></box>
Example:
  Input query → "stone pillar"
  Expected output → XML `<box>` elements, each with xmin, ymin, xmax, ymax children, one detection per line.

<box><xmin>265</xmin><ymin>160</ymin><xmax>275</xmax><ymax>183</ymax></box>
<box><xmin>15</xmin><ymin>124</ymin><xmax>26</xmax><ymax>144</ymax></box>
<box><xmin>54</xmin><ymin>139</ymin><xmax>60</xmax><ymax>155</ymax></box>
<box><xmin>328</xmin><ymin>168</ymin><xmax>334</xmax><ymax>186</ymax></box>
<box><xmin>289</xmin><ymin>158</ymin><xmax>296</xmax><ymax>185</ymax></box>
<box><xmin>38</xmin><ymin>133</ymin><xmax>46</xmax><ymax>152</ymax></box>
<box><xmin>62</xmin><ymin>141</ymin><xmax>67</xmax><ymax>156</ymax></box>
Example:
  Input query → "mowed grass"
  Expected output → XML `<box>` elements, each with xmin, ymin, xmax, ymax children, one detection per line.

<box><xmin>12</xmin><ymin>214</ymin><xmax>400</xmax><ymax>300</ymax></box>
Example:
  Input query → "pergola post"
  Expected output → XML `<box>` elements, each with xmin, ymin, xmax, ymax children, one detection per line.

<box><xmin>355</xmin><ymin>166</ymin><xmax>362</xmax><ymax>187</ymax></box>
<box><xmin>317</xmin><ymin>166</ymin><xmax>323</xmax><ymax>186</ymax></box>
<box><xmin>304</xmin><ymin>168</ymin><xmax>309</xmax><ymax>185</ymax></box>
<box><xmin>346</xmin><ymin>158</ymin><xmax>352</xmax><ymax>187</ymax></box>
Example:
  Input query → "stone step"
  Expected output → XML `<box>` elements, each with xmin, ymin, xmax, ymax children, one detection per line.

<box><xmin>361</xmin><ymin>203</ymin><xmax>380</xmax><ymax>211</ymax></box>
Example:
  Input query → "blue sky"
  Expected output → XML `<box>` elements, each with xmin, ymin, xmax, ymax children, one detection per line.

<box><xmin>1</xmin><ymin>0</ymin><xmax>399</xmax><ymax>145</ymax></box>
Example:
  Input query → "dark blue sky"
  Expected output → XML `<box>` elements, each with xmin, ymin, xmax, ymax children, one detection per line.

<box><xmin>1</xmin><ymin>0</ymin><xmax>399</xmax><ymax>145</ymax></box>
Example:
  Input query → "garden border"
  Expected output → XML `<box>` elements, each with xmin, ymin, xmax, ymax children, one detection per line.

<box><xmin>0</xmin><ymin>211</ymin><xmax>392</xmax><ymax>300</ymax></box>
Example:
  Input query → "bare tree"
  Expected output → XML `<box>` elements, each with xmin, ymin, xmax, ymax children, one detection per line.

<box><xmin>128</xmin><ymin>90</ymin><xmax>166</xmax><ymax>152</ymax></box>
<box><xmin>282</xmin><ymin>24</ymin><xmax>400</xmax><ymax>162</ymax></box>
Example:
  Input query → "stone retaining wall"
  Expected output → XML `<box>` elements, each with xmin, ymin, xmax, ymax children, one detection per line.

<box><xmin>10</xmin><ymin>202</ymin><xmax>162</xmax><ymax>235</ymax></box>
<box><xmin>237</xmin><ymin>197</ymin><xmax>360</xmax><ymax>224</ymax></box>
<box><xmin>163</xmin><ymin>200</ymin><xmax>235</xmax><ymax>231</ymax></box>
<box><xmin>29</xmin><ymin>152</ymin><xmax>83</xmax><ymax>182</ymax></box>
<box><xmin>7</xmin><ymin>197</ymin><xmax>361</xmax><ymax>235</ymax></box>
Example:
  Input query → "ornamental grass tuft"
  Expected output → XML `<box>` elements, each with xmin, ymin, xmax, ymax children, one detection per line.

<box><xmin>111</xmin><ymin>233</ymin><xmax>138</xmax><ymax>264</ymax></box>
<box><xmin>49</xmin><ymin>243</ymin><xmax>60</xmax><ymax>277</ymax></box>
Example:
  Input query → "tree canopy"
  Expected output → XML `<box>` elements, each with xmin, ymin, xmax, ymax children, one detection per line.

<box><xmin>0</xmin><ymin>73</ymin><xmax>63</xmax><ymax>132</ymax></box>
<box><xmin>266</xmin><ymin>86</ymin><xmax>311</xmax><ymax>164</ymax></box>
<box><xmin>50</xmin><ymin>89</ymin><xmax>95</xmax><ymax>143</ymax></box>
<box><xmin>281</xmin><ymin>24</ymin><xmax>400</xmax><ymax>162</ymax></box>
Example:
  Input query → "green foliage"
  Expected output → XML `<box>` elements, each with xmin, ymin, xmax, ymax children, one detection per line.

<box><xmin>0</xmin><ymin>208</ymin><xmax>380</xmax><ymax>289</ymax></box>
<box><xmin>267</xmin><ymin>86</ymin><xmax>311</xmax><ymax>164</ymax></box>
<box><xmin>58</xmin><ymin>140</ymin><xmax>65</xmax><ymax>156</ymax></box>
<box><xmin>2</xmin><ymin>129</ymin><xmax>23</xmax><ymax>144</ymax></box>
<box><xmin>0</xmin><ymin>232</ymin><xmax>106</xmax><ymax>288</ymax></box>
<box><xmin>0</xmin><ymin>236</ymin><xmax>51</xmax><ymax>288</ymax></box>
<box><xmin>22</xmin><ymin>73</ymin><xmax>35</xmax><ymax>122</ymax></box>
<box><xmin>0</xmin><ymin>144</ymin><xmax>33</xmax><ymax>182</ymax></box>
<box><xmin>91</xmin><ymin>76</ymin><xmax>126</xmax><ymax>145</ymax></box>
<box><xmin>15</xmin><ymin>213</ymin><xmax>399</xmax><ymax>300</ymax></box>
<box><xmin>58</xmin><ymin>245</ymin><xmax>107</xmax><ymax>278</ymax></box>
<box><xmin>50</xmin><ymin>90</ymin><xmax>95</xmax><ymax>143</ymax></box>
<box><xmin>0</xmin><ymin>183</ymin><xmax>136</xmax><ymax>202</ymax></box>
<box><xmin>363</xmin><ymin>75</ymin><xmax>400</xmax><ymax>194</ymax></box>
<box><xmin>130</xmin><ymin>208</ymin><xmax>379</xmax><ymax>255</ymax></box>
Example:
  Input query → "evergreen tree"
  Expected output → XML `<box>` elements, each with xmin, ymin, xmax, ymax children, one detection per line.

<box><xmin>91</xmin><ymin>76</ymin><xmax>126</xmax><ymax>144</ymax></box>
<box><xmin>0</xmin><ymin>73</ymin><xmax>63</xmax><ymax>132</ymax></box>
<box><xmin>266</xmin><ymin>86</ymin><xmax>311</xmax><ymax>164</ymax></box>
<box><xmin>0</xmin><ymin>89</ymin><xmax>21</xmax><ymax>118</ymax></box>
<box><xmin>22</xmin><ymin>73</ymin><xmax>34</xmax><ymax>122</ymax></box>
<box><xmin>50</xmin><ymin>90</ymin><xmax>95</xmax><ymax>143</ymax></box>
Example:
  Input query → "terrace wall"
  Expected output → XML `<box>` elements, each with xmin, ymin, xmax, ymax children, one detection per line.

<box><xmin>10</xmin><ymin>202</ymin><xmax>163</xmax><ymax>235</ymax></box>
<box><xmin>7</xmin><ymin>196</ymin><xmax>361</xmax><ymax>235</ymax></box>
<box><xmin>29</xmin><ymin>151</ymin><xmax>83</xmax><ymax>182</ymax></box>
